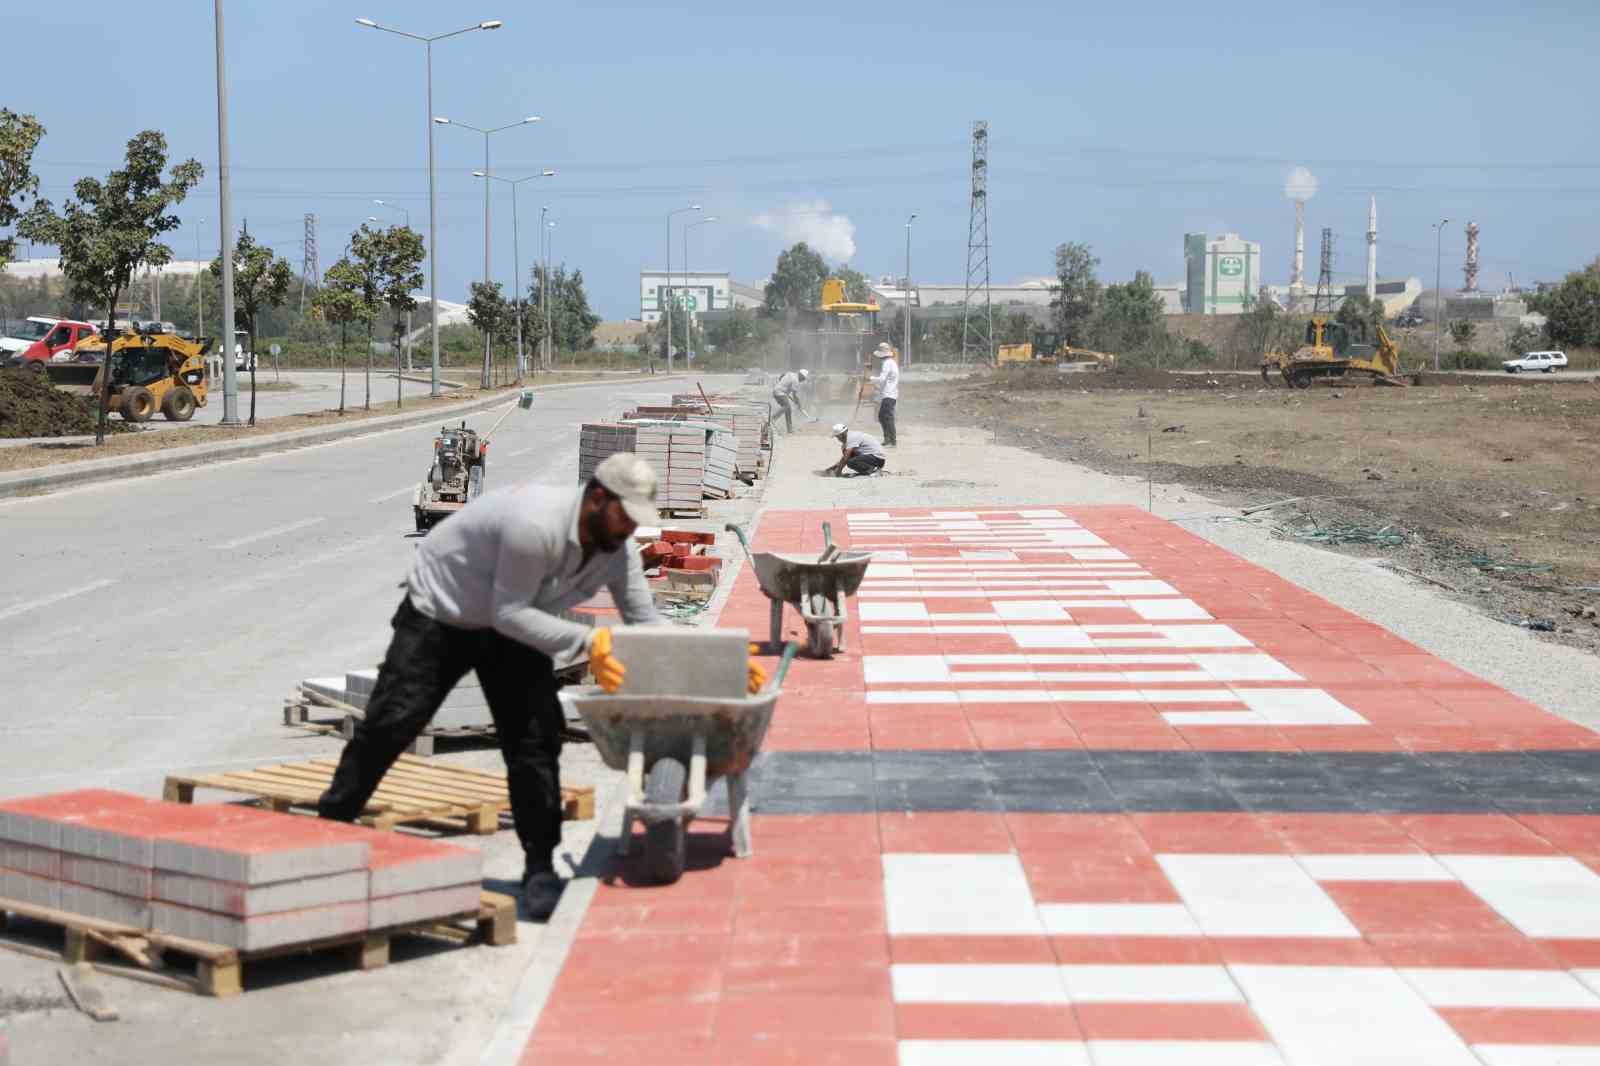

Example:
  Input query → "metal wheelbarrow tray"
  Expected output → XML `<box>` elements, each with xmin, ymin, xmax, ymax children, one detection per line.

<box><xmin>559</xmin><ymin>655</ymin><xmax>793</xmax><ymax>884</ymax></box>
<box><xmin>728</xmin><ymin>522</ymin><xmax>873</xmax><ymax>658</ymax></box>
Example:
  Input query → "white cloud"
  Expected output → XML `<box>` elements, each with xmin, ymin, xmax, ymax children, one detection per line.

<box><xmin>748</xmin><ymin>200</ymin><xmax>857</xmax><ymax>262</ymax></box>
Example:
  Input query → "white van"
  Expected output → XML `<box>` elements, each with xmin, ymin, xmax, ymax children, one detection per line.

<box><xmin>1502</xmin><ymin>350</ymin><xmax>1568</xmax><ymax>374</ymax></box>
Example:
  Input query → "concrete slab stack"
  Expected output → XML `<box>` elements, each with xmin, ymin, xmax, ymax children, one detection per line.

<box><xmin>0</xmin><ymin>791</ymin><xmax>485</xmax><ymax>953</ymax></box>
<box><xmin>578</xmin><ymin>423</ymin><xmax>638</xmax><ymax>482</ymax></box>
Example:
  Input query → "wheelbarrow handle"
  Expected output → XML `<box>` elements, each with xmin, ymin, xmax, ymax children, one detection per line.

<box><xmin>723</xmin><ymin>522</ymin><xmax>755</xmax><ymax>565</ymax></box>
<box><xmin>818</xmin><ymin>521</ymin><xmax>838</xmax><ymax>564</ymax></box>
<box><xmin>771</xmin><ymin>640</ymin><xmax>803</xmax><ymax>690</ymax></box>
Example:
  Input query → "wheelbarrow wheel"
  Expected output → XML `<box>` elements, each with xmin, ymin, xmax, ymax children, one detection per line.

<box><xmin>807</xmin><ymin>591</ymin><xmax>834</xmax><ymax>658</ymax></box>
<box><xmin>643</xmin><ymin>757</ymin><xmax>688</xmax><ymax>884</ymax></box>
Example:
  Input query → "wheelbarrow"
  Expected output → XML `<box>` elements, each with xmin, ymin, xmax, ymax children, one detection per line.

<box><xmin>558</xmin><ymin>643</ymin><xmax>800</xmax><ymax>885</ymax></box>
<box><xmin>725</xmin><ymin>522</ymin><xmax>872</xmax><ymax>658</ymax></box>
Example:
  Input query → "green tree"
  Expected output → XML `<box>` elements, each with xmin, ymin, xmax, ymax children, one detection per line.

<box><xmin>1506</xmin><ymin>321</ymin><xmax>1545</xmax><ymax>357</ymax></box>
<box><xmin>763</xmin><ymin>242</ymin><xmax>828</xmax><ymax>313</ymax></box>
<box><xmin>20</xmin><ymin>130</ymin><xmax>202</xmax><ymax>444</ymax></box>
<box><xmin>1541</xmin><ymin>259</ymin><xmax>1600</xmax><ymax>348</ymax></box>
<box><xmin>529</xmin><ymin>264</ymin><xmax>602</xmax><ymax>357</ymax></box>
<box><xmin>1336</xmin><ymin>292</ymin><xmax>1385</xmax><ymax>341</ymax></box>
<box><xmin>1050</xmin><ymin>241</ymin><xmax>1101</xmax><ymax>347</ymax></box>
<box><xmin>1232</xmin><ymin>298</ymin><xmax>1287</xmax><ymax>369</ymax></box>
<box><xmin>997</xmin><ymin>310</ymin><xmax>1035</xmax><ymax>346</ymax></box>
<box><xmin>213</xmin><ymin>231</ymin><xmax>293</xmax><ymax>425</ymax></box>
<box><xmin>311</xmin><ymin>257</ymin><xmax>373</xmax><ymax>414</ymax></box>
<box><xmin>1448</xmin><ymin>319</ymin><xmax>1477</xmax><ymax>350</ymax></box>
<box><xmin>1093</xmin><ymin>271</ymin><xmax>1165</xmax><ymax>355</ymax></box>
<box><xmin>361</xmin><ymin>225</ymin><xmax>425</xmax><ymax>404</ymax></box>
<box><xmin>0</xmin><ymin>110</ymin><xmax>45</xmax><ymax>270</ymax></box>
<box><xmin>466</xmin><ymin>281</ymin><xmax>508</xmax><ymax>376</ymax></box>
<box><xmin>833</xmin><ymin>262</ymin><xmax>871</xmax><ymax>303</ymax></box>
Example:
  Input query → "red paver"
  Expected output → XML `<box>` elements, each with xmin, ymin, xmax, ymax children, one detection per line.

<box><xmin>521</xmin><ymin>506</ymin><xmax>1600</xmax><ymax>1063</ymax></box>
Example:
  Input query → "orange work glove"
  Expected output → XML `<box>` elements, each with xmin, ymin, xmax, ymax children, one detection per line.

<box><xmin>590</xmin><ymin>627</ymin><xmax>625</xmax><ymax>693</ymax></box>
<box><xmin>747</xmin><ymin>643</ymin><xmax>768</xmax><ymax>695</ymax></box>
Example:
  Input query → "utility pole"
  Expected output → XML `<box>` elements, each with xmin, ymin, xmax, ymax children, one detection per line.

<box><xmin>664</xmin><ymin>205</ymin><xmax>701</xmax><ymax>372</ymax></box>
<box><xmin>960</xmin><ymin>120</ymin><xmax>994</xmax><ymax>365</ymax></box>
<box><xmin>904</xmin><ymin>213</ymin><xmax>916</xmax><ymax>365</ymax></box>
<box><xmin>214</xmin><ymin>0</ymin><xmax>239</xmax><ymax>425</ymax></box>
<box><xmin>1434</xmin><ymin>218</ymin><xmax>1449</xmax><ymax>373</ymax></box>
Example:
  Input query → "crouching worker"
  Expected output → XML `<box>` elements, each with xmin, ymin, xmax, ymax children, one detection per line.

<box><xmin>316</xmin><ymin>454</ymin><xmax>764</xmax><ymax>919</ymax></box>
<box><xmin>826</xmin><ymin>422</ymin><xmax>888</xmax><ymax>477</ymax></box>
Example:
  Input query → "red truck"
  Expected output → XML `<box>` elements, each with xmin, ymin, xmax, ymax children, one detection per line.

<box><xmin>0</xmin><ymin>316</ymin><xmax>100</xmax><ymax>370</ymax></box>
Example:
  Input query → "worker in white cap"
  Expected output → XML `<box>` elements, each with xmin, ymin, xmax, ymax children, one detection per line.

<box><xmin>870</xmin><ymin>341</ymin><xmax>899</xmax><ymax>446</ymax></box>
<box><xmin>770</xmin><ymin>367</ymin><xmax>813</xmax><ymax>433</ymax></box>
<box><xmin>826</xmin><ymin>422</ymin><xmax>888</xmax><ymax>477</ymax></box>
<box><xmin>318</xmin><ymin>453</ymin><xmax>765</xmax><ymax>919</ymax></box>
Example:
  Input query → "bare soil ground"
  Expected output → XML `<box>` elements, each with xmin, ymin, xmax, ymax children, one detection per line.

<box><xmin>929</xmin><ymin>366</ymin><xmax>1600</xmax><ymax>652</ymax></box>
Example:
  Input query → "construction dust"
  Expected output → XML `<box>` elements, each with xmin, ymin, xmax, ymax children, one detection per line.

<box><xmin>0</xmin><ymin>370</ymin><xmax>104</xmax><ymax>438</ymax></box>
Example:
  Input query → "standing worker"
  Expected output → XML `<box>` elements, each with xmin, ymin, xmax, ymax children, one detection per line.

<box><xmin>315</xmin><ymin>454</ymin><xmax>765</xmax><ymax>918</ymax></box>
<box><xmin>770</xmin><ymin>367</ymin><xmax>813</xmax><ymax>433</ymax></box>
<box><xmin>826</xmin><ymin>422</ymin><xmax>888</xmax><ymax>477</ymax></box>
<box><xmin>871</xmin><ymin>341</ymin><xmax>899</xmax><ymax>446</ymax></box>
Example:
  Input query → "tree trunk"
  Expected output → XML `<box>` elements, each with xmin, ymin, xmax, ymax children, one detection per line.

<box><xmin>394</xmin><ymin>320</ymin><xmax>403</xmax><ymax>409</ymax></box>
<box><xmin>364</xmin><ymin>320</ymin><xmax>373</xmax><ymax>411</ymax></box>
<box><xmin>338</xmin><ymin>320</ymin><xmax>347</xmax><ymax>414</ymax></box>
<box><xmin>248</xmin><ymin>318</ymin><xmax>258</xmax><ymax>426</ymax></box>
<box><xmin>96</xmin><ymin>288</ymin><xmax>118</xmax><ymax>446</ymax></box>
<box><xmin>481</xmin><ymin>330</ymin><xmax>491</xmax><ymax>390</ymax></box>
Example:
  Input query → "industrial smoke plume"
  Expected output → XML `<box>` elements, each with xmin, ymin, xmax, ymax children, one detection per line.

<box><xmin>1284</xmin><ymin>166</ymin><xmax>1318</xmax><ymax>203</ymax></box>
<box><xmin>749</xmin><ymin>200</ymin><xmax>858</xmax><ymax>261</ymax></box>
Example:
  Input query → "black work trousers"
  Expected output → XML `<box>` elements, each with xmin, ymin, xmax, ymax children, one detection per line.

<box><xmin>772</xmin><ymin>394</ymin><xmax>794</xmax><ymax>432</ymax></box>
<box><xmin>877</xmin><ymin>397</ymin><xmax>897</xmax><ymax>445</ymax></box>
<box><xmin>317</xmin><ymin>597</ymin><xmax>566</xmax><ymax>876</ymax></box>
<box><xmin>845</xmin><ymin>454</ymin><xmax>886</xmax><ymax>476</ymax></box>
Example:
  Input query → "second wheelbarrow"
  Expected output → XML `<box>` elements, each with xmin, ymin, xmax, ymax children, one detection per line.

<box><xmin>725</xmin><ymin>522</ymin><xmax>872</xmax><ymax>658</ymax></box>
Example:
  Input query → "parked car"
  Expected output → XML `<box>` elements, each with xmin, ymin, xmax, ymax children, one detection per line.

<box><xmin>1503</xmin><ymin>350</ymin><xmax>1568</xmax><ymax>374</ymax></box>
<box><xmin>233</xmin><ymin>330</ymin><xmax>255</xmax><ymax>371</ymax></box>
<box><xmin>0</xmin><ymin>317</ymin><xmax>100</xmax><ymax>369</ymax></box>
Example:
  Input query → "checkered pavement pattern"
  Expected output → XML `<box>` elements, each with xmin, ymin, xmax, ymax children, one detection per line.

<box><xmin>521</xmin><ymin>507</ymin><xmax>1600</xmax><ymax>1066</ymax></box>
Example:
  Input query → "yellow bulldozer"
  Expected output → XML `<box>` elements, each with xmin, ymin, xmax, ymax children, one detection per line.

<box><xmin>996</xmin><ymin>329</ymin><xmax>1116</xmax><ymax>368</ymax></box>
<box><xmin>1260</xmin><ymin>317</ymin><xmax>1416</xmax><ymax>389</ymax></box>
<box><xmin>65</xmin><ymin>330</ymin><xmax>210</xmax><ymax>421</ymax></box>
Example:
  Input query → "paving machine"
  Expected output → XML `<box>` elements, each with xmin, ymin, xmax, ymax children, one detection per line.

<box><xmin>1259</xmin><ymin>318</ymin><xmax>1415</xmax><ymax>389</ymax></box>
<box><xmin>412</xmin><ymin>389</ymin><xmax>534</xmax><ymax>533</ymax></box>
<box><xmin>996</xmin><ymin>328</ymin><xmax>1116</xmax><ymax>368</ymax></box>
<box><xmin>63</xmin><ymin>330</ymin><xmax>210</xmax><ymax>421</ymax></box>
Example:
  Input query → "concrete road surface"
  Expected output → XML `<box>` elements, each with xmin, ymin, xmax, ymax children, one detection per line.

<box><xmin>0</xmin><ymin>373</ymin><xmax>737</xmax><ymax>1065</ymax></box>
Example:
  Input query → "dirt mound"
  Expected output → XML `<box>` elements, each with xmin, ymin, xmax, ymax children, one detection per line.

<box><xmin>979</xmin><ymin>365</ymin><xmax>1549</xmax><ymax>394</ymax></box>
<box><xmin>0</xmin><ymin>369</ymin><xmax>101</xmax><ymax>438</ymax></box>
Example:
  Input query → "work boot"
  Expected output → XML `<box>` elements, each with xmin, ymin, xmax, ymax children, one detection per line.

<box><xmin>523</xmin><ymin>871</ymin><xmax>566</xmax><ymax>921</ymax></box>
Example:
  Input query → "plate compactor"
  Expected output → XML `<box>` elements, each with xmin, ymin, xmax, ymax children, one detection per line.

<box><xmin>411</xmin><ymin>389</ymin><xmax>534</xmax><ymax>533</ymax></box>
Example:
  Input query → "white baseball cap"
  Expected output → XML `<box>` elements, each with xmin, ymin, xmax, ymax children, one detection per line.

<box><xmin>798</xmin><ymin>368</ymin><xmax>810</xmax><ymax>380</ymax></box>
<box><xmin>831</xmin><ymin>423</ymin><xmax>847</xmax><ymax>438</ymax></box>
<box><xmin>874</xmin><ymin>343</ymin><xmax>892</xmax><ymax>357</ymax></box>
<box><xmin>593</xmin><ymin>453</ymin><xmax>659</xmax><ymax>525</ymax></box>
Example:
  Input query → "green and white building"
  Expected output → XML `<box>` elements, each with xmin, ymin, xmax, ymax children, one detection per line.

<box><xmin>1183</xmin><ymin>233</ymin><xmax>1261</xmax><ymax>315</ymax></box>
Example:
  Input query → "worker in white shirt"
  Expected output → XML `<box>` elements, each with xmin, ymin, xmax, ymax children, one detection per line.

<box><xmin>316</xmin><ymin>453</ymin><xmax>764</xmax><ymax>919</ymax></box>
<box><xmin>826</xmin><ymin>422</ymin><xmax>888</xmax><ymax>477</ymax></box>
<box><xmin>870</xmin><ymin>341</ymin><xmax>899</xmax><ymax>445</ymax></box>
<box><xmin>770</xmin><ymin>368</ymin><xmax>812</xmax><ymax>432</ymax></box>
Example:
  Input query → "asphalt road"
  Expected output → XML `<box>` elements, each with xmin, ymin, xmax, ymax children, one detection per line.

<box><xmin>0</xmin><ymin>373</ymin><xmax>735</xmax><ymax>800</ymax></box>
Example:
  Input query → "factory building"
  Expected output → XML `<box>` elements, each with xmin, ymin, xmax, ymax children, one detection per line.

<box><xmin>1183</xmin><ymin>233</ymin><xmax>1262</xmax><ymax>315</ymax></box>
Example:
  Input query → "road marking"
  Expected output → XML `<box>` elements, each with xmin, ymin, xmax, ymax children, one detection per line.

<box><xmin>506</xmin><ymin>446</ymin><xmax>538</xmax><ymax>457</ymax></box>
<box><xmin>216</xmin><ymin>517</ymin><xmax>325</xmax><ymax>551</ymax></box>
<box><xmin>0</xmin><ymin>579</ymin><xmax>115</xmax><ymax>622</ymax></box>
<box><xmin>368</xmin><ymin>485</ymin><xmax>417</xmax><ymax>504</ymax></box>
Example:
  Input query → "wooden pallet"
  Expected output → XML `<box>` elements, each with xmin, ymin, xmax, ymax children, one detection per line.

<box><xmin>0</xmin><ymin>891</ymin><xmax>515</xmax><ymax>998</ymax></box>
<box><xmin>164</xmin><ymin>755</ymin><xmax>594</xmax><ymax>834</ymax></box>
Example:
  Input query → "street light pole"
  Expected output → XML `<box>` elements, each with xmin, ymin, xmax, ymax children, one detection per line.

<box><xmin>373</xmin><ymin>200</ymin><xmax>414</xmax><ymax>371</ymax></box>
<box><xmin>1434</xmin><ymin>217</ymin><xmax>1449</xmax><ymax>373</ymax></box>
<box><xmin>474</xmin><ymin>172</ymin><xmax>552</xmax><ymax>381</ymax></box>
<box><xmin>215</xmin><ymin>0</ymin><xmax>239</xmax><ymax>425</ymax></box>
<box><xmin>355</xmin><ymin>17</ymin><xmax>504</xmax><ymax>398</ymax></box>
<box><xmin>194</xmin><ymin>217</ymin><xmax>205</xmax><ymax>341</ymax></box>
<box><xmin>685</xmin><ymin>217</ymin><xmax>717</xmax><ymax>367</ymax></box>
<box><xmin>664</xmin><ymin>204</ymin><xmax>701</xmax><ymax>372</ymax></box>
<box><xmin>904</xmin><ymin>213</ymin><xmax>917</xmax><ymax>366</ymax></box>
<box><xmin>543</xmin><ymin>217</ymin><xmax>556</xmax><ymax>369</ymax></box>
<box><xmin>437</xmin><ymin>115</ymin><xmax>541</xmax><ymax>387</ymax></box>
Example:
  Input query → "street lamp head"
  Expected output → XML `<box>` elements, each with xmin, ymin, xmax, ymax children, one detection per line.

<box><xmin>433</xmin><ymin>116</ymin><xmax>450</xmax><ymax>125</ymax></box>
<box><xmin>523</xmin><ymin>116</ymin><xmax>542</xmax><ymax>124</ymax></box>
<box><xmin>472</xmin><ymin>170</ymin><xmax>487</xmax><ymax>177</ymax></box>
<box><xmin>542</xmin><ymin>169</ymin><xmax>556</xmax><ymax>177</ymax></box>
<box><xmin>355</xmin><ymin>17</ymin><xmax>377</xmax><ymax>27</ymax></box>
<box><xmin>908</xmin><ymin>213</ymin><xmax>918</xmax><ymax>224</ymax></box>
<box><xmin>703</xmin><ymin>217</ymin><xmax>718</xmax><ymax>223</ymax></box>
<box><xmin>479</xmin><ymin>20</ymin><xmax>503</xmax><ymax>30</ymax></box>
<box><xmin>692</xmin><ymin>204</ymin><xmax>702</xmax><ymax>211</ymax></box>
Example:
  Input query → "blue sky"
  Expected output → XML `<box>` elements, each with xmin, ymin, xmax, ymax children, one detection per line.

<box><xmin>13</xmin><ymin>0</ymin><xmax>1599</xmax><ymax>318</ymax></box>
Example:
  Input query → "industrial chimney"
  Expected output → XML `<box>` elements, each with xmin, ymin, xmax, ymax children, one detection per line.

<box><xmin>1366</xmin><ymin>196</ymin><xmax>1378</xmax><ymax>301</ymax></box>
<box><xmin>1284</xmin><ymin>167</ymin><xmax>1318</xmax><ymax>309</ymax></box>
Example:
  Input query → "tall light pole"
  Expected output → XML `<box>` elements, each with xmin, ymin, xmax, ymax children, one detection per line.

<box><xmin>474</xmin><ymin>170</ymin><xmax>554</xmax><ymax>382</ymax></box>
<box><xmin>371</xmin><ymin>199</ymin><xmax>415</xmax><ymax>371</ymax></box>
<box><xmin>436</xmin><ymin>114</ymin><xmax>540</xmax><ymax>387</ymax></box>
<box><xmin>664</xmin><ymin>204</ymin><xmax>701</xmax><ymax>371</ymax></box>
<box><xmin>684</xmin><ymin>217</ymin><xmax>717</xmax><ymax>365</ymax></box>
<box><xmin>904</xmin><ymin>213</ymin><xmax>917</xmax><ymax>366</ymax></box>
<box><xmin>1433</xmin><ymin>217</ymin><xmax>1450</xmax><ymax>373</ymax></box>
<box><xmin>355</xmin><ymin>17</ymin><xmax>504</xmax><ymax>398</ymax></box>
<box><xmin>542</xmin><ymin>215</ymin><xmax>556</xmax><ymax>369</ymax></box>
<box><xmin>215</xmin><ymin>0</ymin><xmax>239</xmax><ymax>425</ymax></box>
<box><xmin>193</xmin><ymin>217</ymin><xmax>205</xmax><ymax>341</ymax></box>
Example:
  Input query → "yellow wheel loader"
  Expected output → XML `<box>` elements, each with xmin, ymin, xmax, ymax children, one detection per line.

<box><xmin>1260</xmin><ymin>318</ymin><xmax>1417</xmax><ymax>389</ymax></box>
<box><xmin>996</xmin><ymin>329</ymin><xmax>1116</xmax><ymax>368</ymax></box>
<box><xmin>66</xmin><ymin>331</ymin><xmax>210</xmax><ymax>421</ymax></box>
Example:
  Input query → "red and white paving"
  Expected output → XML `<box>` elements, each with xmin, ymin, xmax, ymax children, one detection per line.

<box><xmin>523</xmin><ymin>505</ymin><xmax>1600</xmax><ymax>1065</ymax></box>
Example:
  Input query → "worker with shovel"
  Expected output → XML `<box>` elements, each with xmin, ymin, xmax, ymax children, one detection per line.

<box><xmin>870</xmin><ymin>341</ymin><xmax>899</xmax><ymax>446</ymax></box>
<box><xmin>825</xmin><ymin>422</ymin><xmax>888</xmax><ymax>478</ymax></box>
<box><xmin>770</xmin><ymin>368</ymin><xmax>814</xmax><ymax>433</ymax></box>
<box><xmin>316</xmin><ymin>453</ymin><xmax>764</xmax><ymax>919</ymax></box>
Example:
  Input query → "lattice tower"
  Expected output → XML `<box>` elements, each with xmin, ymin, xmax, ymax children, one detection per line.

<box><xmin>960</xmin><ymin>121</ymin><xmax>994</xmax><ymax>365</ymax></box>
<box><xmin>298</xmin><ymin>213</ymin><xmax>319</xmax><ymax>313</ymax></box>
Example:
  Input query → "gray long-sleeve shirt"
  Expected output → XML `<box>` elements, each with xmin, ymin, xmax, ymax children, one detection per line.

<box><xmin>405</xmin><ymin>481</ymin><xmax>661</xmax><ymax>662</ymax></box>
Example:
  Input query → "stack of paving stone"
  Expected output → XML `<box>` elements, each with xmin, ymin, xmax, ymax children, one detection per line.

<box><xmin>577</xmin><ymin>422</ymin><xmax>638</xmax><ymax>482</ymax></box>
<box><xmin>630</xmin><ymin>423</ymin><xmax>706</xmax><ymax>515</ymax></box>
<box><xmin>0</xmin><ymin>789</ymin><xmax>482</xmax><ymax>951</ymax></box>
